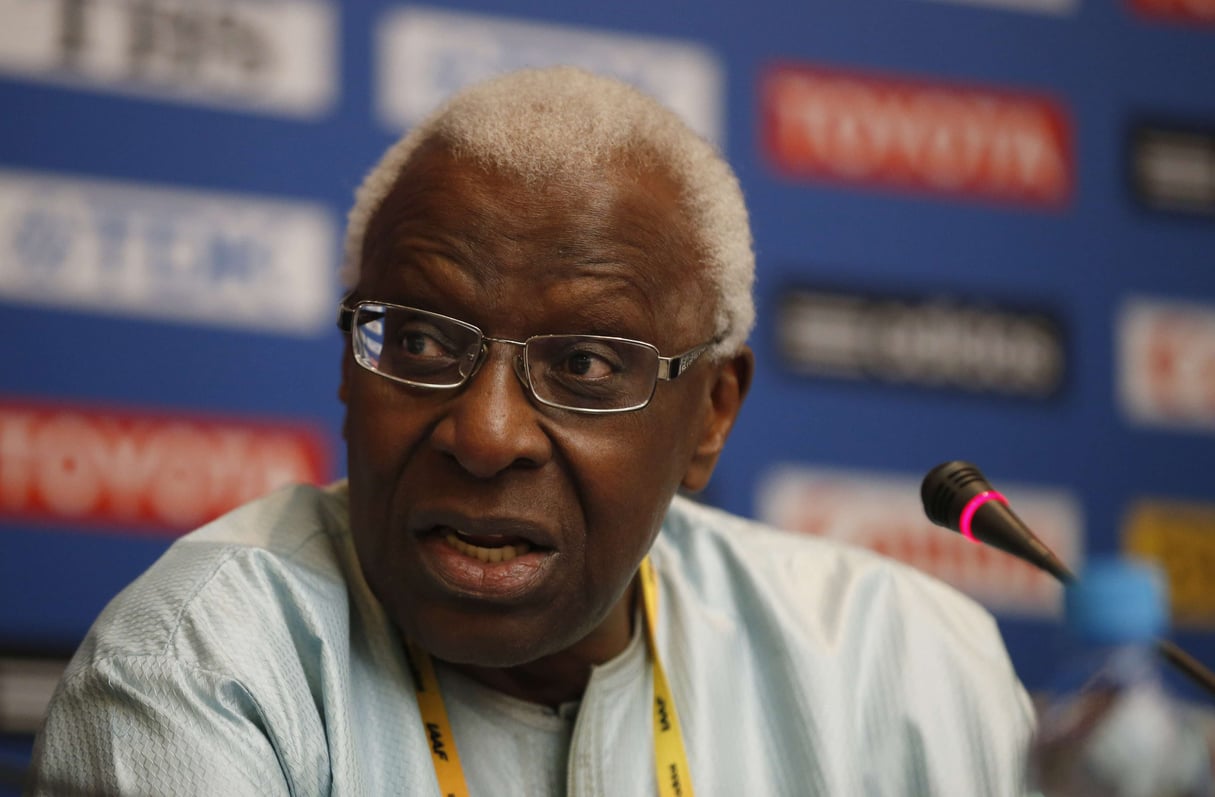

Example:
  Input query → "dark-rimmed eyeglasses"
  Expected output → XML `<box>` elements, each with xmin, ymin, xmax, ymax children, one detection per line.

<box><xmin>336</xmin><ymin>299</ymin><xmax>714</xmax><ymax>414</ymax></box>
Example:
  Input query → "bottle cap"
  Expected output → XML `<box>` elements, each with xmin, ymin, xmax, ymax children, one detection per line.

<box><xmin>1065</xmin><ymin>557</ymin><xmax>1168</xmax><ymax>644</ymax></box>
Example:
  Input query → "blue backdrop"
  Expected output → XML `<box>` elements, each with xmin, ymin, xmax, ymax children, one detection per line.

<box><xmin>2</xmin><ymin>0</ymin><xmax>1214</xmax><ymax>787</ymax></box>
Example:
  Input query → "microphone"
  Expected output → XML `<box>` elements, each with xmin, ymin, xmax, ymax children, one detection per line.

<box><xmin>921</xmin><ymin>460</ymin><xmax>1215</xmax><ymax>700</ymax></box>
<box><xmin>920</xmin><ymin>460</ymin><xmax>1074</xmax><ymax>583</ymax></box>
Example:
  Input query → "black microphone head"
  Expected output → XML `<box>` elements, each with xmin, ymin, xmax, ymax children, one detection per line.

<box><xmin>921</xmin><ymin>460</ymin><xmax>993</xmax><ymax>530</ymax></box>
<box><xmin>921</xmin><ymin>460</ymin><xmax>1074</xmax><ymax>583</ymax></box>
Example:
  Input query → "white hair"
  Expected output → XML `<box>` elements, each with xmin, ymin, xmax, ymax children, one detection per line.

<box><xmin>342</xmin><ymin>66</ymin><xmax>755</xmax><ymax>357</ymax></box>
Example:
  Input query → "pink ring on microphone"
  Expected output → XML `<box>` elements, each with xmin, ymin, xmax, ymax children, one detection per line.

<box><xmin>959</xmin><ymin>490</ymin><xmax>1008</xmax><ymax>543</ymax></box>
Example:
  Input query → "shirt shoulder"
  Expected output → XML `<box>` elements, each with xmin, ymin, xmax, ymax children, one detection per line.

<box><xmin>32</xmin><ymin>483</ymin><xmax>364</xmax><ymax>796</ymax></box>
<box><xmin>656</xmin><ymin>495</ymin><xmax>1034</xmax><ymax>794</ymax></box>
<box><xmin>656</xmin><ymin>493</ymin><xmax>1009</xmax><ymax>659</ymax></box>
<box><xmin>70</xmin><ymin>481</ymin><xmax>356</xmax><ymax>671</ymax></box>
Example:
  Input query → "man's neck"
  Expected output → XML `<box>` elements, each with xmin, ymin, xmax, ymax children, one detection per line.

<box><xmin>445</xmin><ymin>580</ymin><xmax>638</xmax><ymax>707</ymax></box>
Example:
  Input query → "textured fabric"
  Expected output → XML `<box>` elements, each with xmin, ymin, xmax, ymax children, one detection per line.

<box><xmin>438</xmin><ymin>614</ymin><xmax>647</xmax><ymax>797</ymax></box>
<box><xmin>29</xmin><ymin>482</ymin><xmax>1034</xmax><ymax>796</ymax></box>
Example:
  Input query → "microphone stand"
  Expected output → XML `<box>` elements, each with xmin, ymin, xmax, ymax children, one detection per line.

<box><xmin>1157</xmin><ymin>639</ymin><xmax>1215</xmax><ymax>699</ymax></box>
<box><xmin>1045</xmin><ymin>567</ymin><xmax>1215</xmax><ymax>700</ymax></box>
<box><xmin>922</xmin><ymin>460</ymin><xmax>1215</xmax><ymax>701</ymax></box>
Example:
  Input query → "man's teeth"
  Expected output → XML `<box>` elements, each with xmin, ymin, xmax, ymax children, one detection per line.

<box><xmin>443</xmin><ymin>532</ymin><xmax>531</xmax><ymax>563</ymax></box>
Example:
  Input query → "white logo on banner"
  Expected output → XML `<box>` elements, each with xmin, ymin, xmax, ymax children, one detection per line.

<box><xmin>1132</xmin><ymin>125</ymin><xmax>1215</xmax><ymax>216</ymax></box>
<box><xmin>757</xmin><ymin>465</ymin><xmax>1083</xmax><ymax>617</ymax></box>
<box><xmin>0</xmin><ymin>0</ymin><xmax>336</xmax><ymax>117</ymax></box>
<box><xmin>0</xmin><ymin>170</ymin><xmax>335</xmax><ymax>335</ymax></box>
<box><xmin>1119</xmin><ymin>298</ymin><xmax>1215</xmax><ymax>432</ymax></box>
<box><xmin>777</xmin><ymin>288</ymin><xmax>1066</xmax><ymax>397</ymax></box>
<box><xmin>376</xmin><ymin>5</ymin><xmax>725</xmax><ymax>143</ymax></box>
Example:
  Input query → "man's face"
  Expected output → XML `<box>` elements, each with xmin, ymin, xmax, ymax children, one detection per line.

<box><xmin>341</xmin><ymin>142</ymin><xmax>745</xmax><ymax>668</ymax></box>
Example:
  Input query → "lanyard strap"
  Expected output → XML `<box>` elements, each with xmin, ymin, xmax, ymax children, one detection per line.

<box><xmin>405</xmin><ymin>638</ymin><xmax>470</xmax><ymax>797</ymax></box>
<box><xmin>403</xmin><ymin>556</ymin><xmax>695</xmax><ymax>797</ymax></box>
<box><xmin>639</xmin><ymin>557</ymin><xmax>696</xmax><ymax>797</ymax></box>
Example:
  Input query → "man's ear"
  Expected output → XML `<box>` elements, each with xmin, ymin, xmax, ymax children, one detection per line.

<box><xmin>681</xmin><ymin>346</ymin><xmax>754</xmax><ymax>492</ymax></box>
<box><xmin>338</xmin><ymin>343</ymin><xmax>353</xmax><ymax>440</ymax></box>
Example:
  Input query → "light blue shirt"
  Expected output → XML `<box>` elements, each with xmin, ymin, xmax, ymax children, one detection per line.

<box><xmin>30</xmin><ymin>482</ymin><xmax>1034</xmax><ymax>795</ymax></box>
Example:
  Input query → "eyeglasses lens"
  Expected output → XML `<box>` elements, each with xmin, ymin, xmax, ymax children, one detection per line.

<box><xmin>353</xmin><ymin>304</ymin><xmax>481</xmax><ymax>389</ymax></box>
<box><xmin>352</xmin><ymin>303</ymin><xmax>661</xmax><ymax>411</ymax></box>
<box><xmin>525</xmin><ymin>336</ymin><xmax>659</xmax><ymax>411</ymax></box>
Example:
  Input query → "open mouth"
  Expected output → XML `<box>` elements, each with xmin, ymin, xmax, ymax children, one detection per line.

<box><xmin>410</xmin><ymin>513</ymin><xmax>559</xmax><ymax>598</ymax></box>
<box><xmin>441</xmin><ymin>529</ymin><xmax>534</xmax><ymax>563</ymax></box>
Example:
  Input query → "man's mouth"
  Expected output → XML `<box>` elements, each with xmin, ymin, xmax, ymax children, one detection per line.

<box><xmin>441</xmin><ymin>529</ymin><xmax>533</xmax><ymax>563</ymax></box>
<box><xmin>407</xmin><ymin>512</ymin><xmax>560</xmax><ymax>599</ymax></box>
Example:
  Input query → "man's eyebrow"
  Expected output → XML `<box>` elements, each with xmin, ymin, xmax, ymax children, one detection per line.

<box><xmin>541</xmin><ymin>281</ymin><xmax>660</xmax><ymax>336</ymax></box>
<box><xmin>388</xmin><ymin>232</ymin><xmax>477</xmax><ymax>264</ymax></box>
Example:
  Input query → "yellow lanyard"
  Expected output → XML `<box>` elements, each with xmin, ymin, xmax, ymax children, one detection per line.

<box><xmin>638</xmin><ymin>556</ymin><xmax>696</xmax><ymax>797</ymax></box>
<box><xmin>403</xmin><ymin>556</ymin><xmax>695</xmax><ymax>797</ymax></box>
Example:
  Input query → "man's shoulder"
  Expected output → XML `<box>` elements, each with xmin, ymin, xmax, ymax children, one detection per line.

<box><xmin>657</xmin><ymin>494</ymin><xmax>1004</xmax><ymax>654</ymax></box>
<box><xmin>657</xmin><ymin>496</ymin><xmax>1033</xmax><ymax>795</ymax></box>
<box><xmin>35</xmin><ymin>483</ymin><xmax>367</xmax><ymax>796</ymax></box>
<box><xmin>185</xmin><ymin>480</ymin><xmax>351</xmax><ymax>556</ymax></box>
<box><xmin>659</xmin><ymin>492</ymin><xmax>940</xmax><ymax>593</ymax></box>
<box><xmin>72</xmin><ymin>481</ymin><xmax>355</xmax><ymax>670</ymax></box>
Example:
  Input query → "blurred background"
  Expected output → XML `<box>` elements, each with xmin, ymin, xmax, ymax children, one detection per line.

<box><xmin>1</xmin><ymin>0</ymin><xmax>1213</xmax><ymax>790</ymax></box>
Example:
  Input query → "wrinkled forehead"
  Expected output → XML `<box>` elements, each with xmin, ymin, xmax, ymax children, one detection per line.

<box><xmin>356</xmin><ymin>139</ymin><xmax>714</xmax><ymax>335</ymax></box>
<box><xmin>362</xmin><ymin>137</ymin><xmax>687</xmax><ymax>250</ymax></box>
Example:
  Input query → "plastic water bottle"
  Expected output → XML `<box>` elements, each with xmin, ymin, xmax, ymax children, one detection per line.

<box><xmin>1027</xmin><ymin>558</ymin><xmax>1214</xmax><ymax>797</ymax></box>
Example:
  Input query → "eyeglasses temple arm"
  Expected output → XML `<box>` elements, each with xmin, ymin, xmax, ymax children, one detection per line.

<box><xmin>336</xmin><ymin>301</ymin><xmax>355</xmax><ymax>332</ymax></box>
<box><xmin>657</xmin><ymin>343</ymin><xmax>711</xmax><ymax>381</ymax></box>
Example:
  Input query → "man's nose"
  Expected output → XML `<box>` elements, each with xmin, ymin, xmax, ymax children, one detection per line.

<box><xmin>429</xmin><ymin>343</ymin><xmax>553</xmax><ymax>479</ymax></box>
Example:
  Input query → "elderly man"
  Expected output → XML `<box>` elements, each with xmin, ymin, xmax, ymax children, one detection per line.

<box><xmin>31</xmin><ymin>67</ymin><xmax>1033</xmax><ymax>795</ymax></box>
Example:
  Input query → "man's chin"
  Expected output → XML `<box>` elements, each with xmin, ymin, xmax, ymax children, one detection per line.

<box><xmin>414</xmin><ymin>620</ymin><xmax>579</xmax><ymax>670</ymax></box>
<box><xmin>381</xmin><ymin>566</ymin><xmax>637</xmax><ymax>676</ymax></box>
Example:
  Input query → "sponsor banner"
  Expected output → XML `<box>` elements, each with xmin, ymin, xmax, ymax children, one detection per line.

<box><xmin>0</xmin><ymin>0</ymin><xmax>337</xmax><ymax>117</ymax></box>
<box><xmin>376</xmin><ymin>5</ymin><xmax>724</xmax><ymax>143</ymax></box>
<box><xmin>757</xmin><ymin>464</ymin><xmax>1083</xmax><ymax>617</ymax></box>
<box><xmin>1118</xmin><ymin>298</ymin><xmax>1215</xmax><ymax>432</ymax></box>
<box><xmin>761</xmin><ymin>63</ymin><xmax>1073</xmax><ymax>206</ymax></box>
<box><xmin>0</xmin><ymin>398</ymin><xmax>330</xmax><ymax>534</ymax></box>
<box><xmin>0</xmin><ymin>169</ymin><xmax>336</xmax><ymax>335</ymax></box>
<box><xmin>1124</xmin><ymin>499</ymin><xmax>1215</xmax><ymax>629</ymax></box>
<box><xmin>910</xmin><ymin>0</ymin><xmax>1078</xmax><ymax>15</ymax></box>
<box><xmin>1130</xmin><ymin>121</ymin><xmax>1215</xmax><ymax>217</ymax></box>
<box><xmin>776</xmin><ymin>285</ymin><xmax>1067</xmax><ymax>398</ymax></box>
<box><xmin>1130</xmin><ymin>0</ymin><xmax>1215</xmax><ymax>24</ymax></box>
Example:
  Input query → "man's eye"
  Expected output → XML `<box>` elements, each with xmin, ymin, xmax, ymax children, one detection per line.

<box><xmin>396</xmin><ymin>325</ymin><xmax>456</xmax><ymax>359</ymax></box>
<box><xmin>402</xmin><ymin>331</ymin><xmax>440</xmax><ymax>356</ymax></box>
<box><xmin>559</xmin><ymin>349</ymin><xmax>617</xmax><ymax>380</ymax></box>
